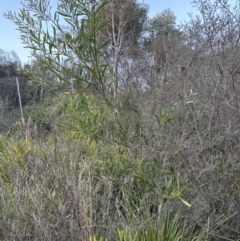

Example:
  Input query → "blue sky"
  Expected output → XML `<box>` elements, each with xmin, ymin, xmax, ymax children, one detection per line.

<box><xmin>0</xmin><ymin>0</ymin><xmax>237</xmax><ymax>64</ymax></box>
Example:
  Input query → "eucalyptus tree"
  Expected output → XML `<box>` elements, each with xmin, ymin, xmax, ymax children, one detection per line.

<box><xmin>148</xmin><ymin>8</ymin><xmax>177</xmax><ymax>40</ymax></box>
<box><xmin>144</xmin><ymin>9</ymin><xmax>185</xmax><ymax>86</ymax></box>
<box><xmin>99</xmin><ymin>0</ymin><xmax>148</xmax><ymax>93</ymax></box>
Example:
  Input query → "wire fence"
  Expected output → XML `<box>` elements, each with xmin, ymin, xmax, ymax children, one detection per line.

<box><xmin>0</xmin><ymin>75</ymin><xmax>50</xmax><ymax>132</ymax></box>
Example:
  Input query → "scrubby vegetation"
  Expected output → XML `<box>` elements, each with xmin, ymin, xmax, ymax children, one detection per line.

<box><xmin>1</xmin><ymin>0</ymin><xmax>240</xmax><ymax>240</ymax></box>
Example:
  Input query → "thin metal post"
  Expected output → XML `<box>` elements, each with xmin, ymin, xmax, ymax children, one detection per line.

<box><xmin>16</xmin><ymin>77</ymin><xmax>24</xmax><ymax>120</ymax></box>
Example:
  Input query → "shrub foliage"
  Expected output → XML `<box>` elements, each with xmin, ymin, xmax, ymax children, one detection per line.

<box><xmin>1</xmin><ymin>0</ymin><xmax>240</xmax><ymax>240</ymax></box>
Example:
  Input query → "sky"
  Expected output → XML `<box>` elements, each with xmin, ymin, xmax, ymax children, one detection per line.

<box><xmin>0</xmin><ymin>0</ymin><xmax>237</xmax><ymax>64</ymax></box>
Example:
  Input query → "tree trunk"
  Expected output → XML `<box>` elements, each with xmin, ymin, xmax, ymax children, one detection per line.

<box><xmin>113</xmin><ymin>50</ymin><xmax>119</xmax><ymax>94</ymax></box>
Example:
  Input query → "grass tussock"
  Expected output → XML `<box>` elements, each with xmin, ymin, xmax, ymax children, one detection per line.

<box><xmin>0</xmin><ymin>89</ymin><xmax>238</xmax><ymax>241</ymax></box>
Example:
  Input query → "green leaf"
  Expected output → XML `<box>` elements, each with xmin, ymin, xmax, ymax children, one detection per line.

<box><xmin>56</xmin><ymin>11</ymin><xmax>71</xmax><ymax>18</ymax></box>
<box><xmin>179</xmin><ymin>197</ymin><xmax>192</xmax><ymax>207</ymax></box>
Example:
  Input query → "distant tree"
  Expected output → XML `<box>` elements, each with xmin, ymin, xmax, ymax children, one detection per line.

<box><xmin>100</xmin><ymin>0</ymin><xmax>148</xmax><ymax>93</ymax></box>
<box><xmin>0</xmin><ymin>49</ymin><xmax>21</xmax><ymax>78</ymax></box>
<box><xmin>148</xmin><ymin>8</ymin><xmax>176</xmax><ymax>40</ymax></box>
<box><xmin>144</xmin><ymin>9</ymin><xmax>184</xmax><ymax>85</ymax></box>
